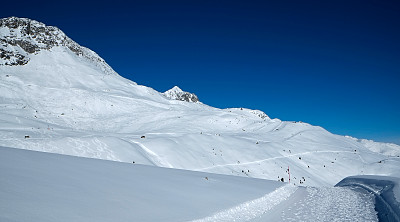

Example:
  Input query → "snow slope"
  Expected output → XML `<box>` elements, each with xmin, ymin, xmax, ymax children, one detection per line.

<box><xmin>0</xmin><ymin>146</ymin><xmax>290</xmax><ymax>222</ymax></box>
<box><xmin>0</xmin><ymin>17</ymin><xmax>399</xmax><ymax>188</ymax></box>
<box><xmin>0</xmin><ymin>146</ymin><xmax>382</xmax><ymax>222</ymax></box>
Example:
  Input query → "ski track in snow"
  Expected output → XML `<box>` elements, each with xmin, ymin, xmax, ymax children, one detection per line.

<box><xmin>195</xmin><ymin>150</ymin><xmax>363</xmax><ymax>171</ymax></box>
<box><xmin>130</xmin><ymin>140</ymin><xmax>173</xmax><ymax>168</ymax></box>
<box><xmin>281</xmin><ymin>187</ymin><xmax>378</xmax><ymax>222</ymax></box>
<box><xmin>189</xmin><ymin>184</ymin><xmax>297</xmax><ymax>222</ymax></box>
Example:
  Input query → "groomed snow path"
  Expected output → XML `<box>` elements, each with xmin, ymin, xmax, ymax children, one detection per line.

<box><xmin>251</xmin><ymin>186</ymin><xmax>378</xmax><ymax>222</ymax></box>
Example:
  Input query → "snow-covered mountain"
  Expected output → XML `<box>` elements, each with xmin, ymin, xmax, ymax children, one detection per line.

<box><xmin>0</xmin><ymin>17</ymin><xmax>116</xmax><ymax>75</ymax></box>
<box><xmin>163</xmin><ymin>86</ymin><xmax>199</xmax><ymax>103</ymax></box>
<box><xmin>1</xmin><ymin>17</ymin><xmax>399</xmax><ymax>188</ymax></box>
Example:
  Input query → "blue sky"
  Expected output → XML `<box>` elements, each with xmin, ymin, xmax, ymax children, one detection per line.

<box><xmin>3</xmin><ymin>0</ymin><xmax>400</xmax><ymax>144</ymax></box>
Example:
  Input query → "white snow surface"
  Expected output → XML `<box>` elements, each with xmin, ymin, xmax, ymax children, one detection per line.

<box><xmin>0</xmin><ymin>146</ymin><xmax>381</xmax><ymax>222</ymax></box>
<box><xmin>0</xmin><ymin>17</ymin><xmax>399</xmax><ymax>189</ymax></box>
<box><xmin>345</xmin><ymin>135</ymin><xmax>400</xmax><ymax>157</ymax></box>
<box><xmin>0</xmin><ymin>146</ymin><xmax>285</xmax><ymax>222</ymax></box>
<box><xmin>191</xmin><ymin>185</ymin><xmax>297</xmax><ymax>222</ymax></box>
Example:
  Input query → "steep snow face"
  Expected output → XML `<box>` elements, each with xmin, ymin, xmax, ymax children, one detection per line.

<box><xmin>164</xmin><ymin>86</ymin><xmax>199</xmax><ymax>102</ymax></box>
<box><xmin>0</xmin><ymin>17</ymin><xmax>399</xmax><ymax>187</ymax></box>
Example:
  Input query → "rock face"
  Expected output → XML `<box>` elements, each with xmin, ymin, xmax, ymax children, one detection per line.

<box><xmin>0</xmin><ymin>17</ymin><xmax>116</xmax><ymax>75</ymax></box>
<box><xmin>163</xmin><ymin>86</ymin><xmax>199</xmax><ymax>103</ymax></box>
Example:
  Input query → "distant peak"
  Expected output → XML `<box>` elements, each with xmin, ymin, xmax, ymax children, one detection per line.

<box><xmin>163</xmin><ymin>86</ymin><xmax>199</xmax><ymax>103</ymax></box>
<box><xmin>170</xmin><ymin>86</ymin><xmax>183</xmax><ymax>93</ymax></box>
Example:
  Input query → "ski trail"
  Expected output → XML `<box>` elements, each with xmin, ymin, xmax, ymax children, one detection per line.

<box><xmin>189</xmin><ymin>184</ymin><xmax>297</xmax><ymax>222</ymax></box>
<box><xmin>130</xmin><ymin>140</ymin><xmax>173</xmax><ymax>168</ymax></box>
<box><xmin>280</xmin><ymin>187</ymin><xmax>378</xmax><ymax>222</ymax></box>
<box><xmin>195</xmin><ymin>150</ymin><xmax>358</xmax><ymax>171</ymax></box>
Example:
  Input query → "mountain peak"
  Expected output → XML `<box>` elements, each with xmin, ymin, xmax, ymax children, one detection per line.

<box><xmin>1</xmin><ymin>17</ymin><xmax>40</xmax><ymax>28</ymax></box>
<box><xmin>0</xmin><ymin>17</ymin><xmax>68</xmax><ymax>58</ymax></box>
<box><xmin>0</xmin><ymin>17</ymin><xmax>116</xmax><ymax>75</ymax></box>
<box><xmin>163</xmin><ymin>86</ymin><xmax>199</xmax><ymax>103</ymax></box>
<box><xmin>169</xmin><ymin>86</ymin><xmax>183</xmax><ymax>93</ymax></box>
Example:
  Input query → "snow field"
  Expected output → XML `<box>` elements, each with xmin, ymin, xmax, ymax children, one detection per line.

<box><xmin>1</xmin><ymin>146</ymin><xmax>387</xmax><ymax>222</ymax></box>
<box><xmin>0</xmin><ymin>146</ymin><xmax>285</xmax><ymax>222</ymax></box>
<box><xmin>2</xmin><ymin>55</ymin><xmax>399</xmax><ymax>187</ymax></box>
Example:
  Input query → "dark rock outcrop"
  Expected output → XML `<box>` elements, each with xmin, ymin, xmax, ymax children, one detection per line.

<box><xmin>0</xmin><ymin>17</ymin><xmax>116</xmax><ymax>75</ymax></box>
<box><xmin>163</xmin><ymin>86</ymin><xmax>199</xmax><ymax>103</ymax></box>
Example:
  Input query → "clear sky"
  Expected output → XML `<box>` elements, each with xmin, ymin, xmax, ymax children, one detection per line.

<box><xmin>3</xmin><ymin>0</ymin><xmax>400</xmax><ymax>144</ymax></box>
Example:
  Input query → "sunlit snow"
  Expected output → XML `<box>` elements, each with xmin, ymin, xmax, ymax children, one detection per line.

<box><xmin>1</xmin><ymin>17</ymin><xmax>399</xmax><ymax>221</ymax></box>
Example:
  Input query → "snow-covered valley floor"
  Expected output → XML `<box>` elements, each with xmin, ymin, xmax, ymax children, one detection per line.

<box><xmin>2</xmin><ymin>146</ymin><xmax>393</xmax><ymax>222</ymax></box>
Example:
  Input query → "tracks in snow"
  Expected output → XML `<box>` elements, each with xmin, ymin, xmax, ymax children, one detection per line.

<box><xmin>189</xmin><ymin>184</ymin><xmax>297</xmax><ymax>222</ymax></box>
<box><xmin>130</xmin><ymin>140</ymin><xmax>173</xmax><ymax>168</ymax></box>
<box><xmin>195</xmin><ymin>150</ymin><xmax>361</xmax><ymax>171</ymax></box>
<box><xmin>190</xmin><ymin>185</ymin><xmax>377</xmax><ymax>222</ymax></box>
<box><xmin>275</xmin><ymin>186</ymin><xmax>378</xmax><ymax>221</ymax></box>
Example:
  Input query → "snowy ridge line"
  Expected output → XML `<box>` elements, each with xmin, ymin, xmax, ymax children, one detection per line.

<box><xmin>188</xmin><ymin>184</ymin><xmax>297</xmax><ymax>222</ymax></box>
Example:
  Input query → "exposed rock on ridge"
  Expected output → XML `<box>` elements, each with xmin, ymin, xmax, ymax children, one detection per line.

<box><xmin>0</xmin><ymin>17</ymin><xmax>117</xmax><ymax>75</ymax></box>
<box><xmin>163</xmin><ymin>86</ymin><xmax>199</xmax><ymax>103</ymax></box>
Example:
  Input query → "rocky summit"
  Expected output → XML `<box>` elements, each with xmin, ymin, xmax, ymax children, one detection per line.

<box><xmin>0</xmin><ymin>17</ymin><xmax>115</xmax><ymax>75</ymax></box>
<box><xmin>163</xmin><ymin>86</ymin><xmax>199</xmax><ymax>103</ymax></box>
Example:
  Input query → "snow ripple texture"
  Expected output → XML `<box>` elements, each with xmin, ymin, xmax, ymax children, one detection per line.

<box><xmin>190</xmin><ymin>184</ymin><xmax>297</xmax><ymax>222</ymax></box>
<box><xmin>282</xmin><ymin>187</ymin><xmax>378</xmax><ymax>222</ymax></box>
